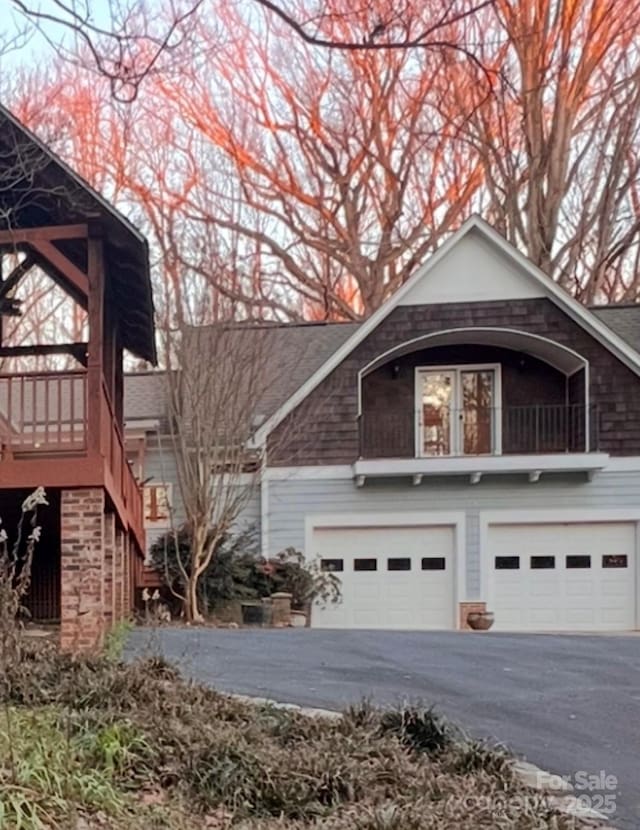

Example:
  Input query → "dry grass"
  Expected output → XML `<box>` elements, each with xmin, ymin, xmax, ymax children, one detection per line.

<box><xmin>0</xmin><ymin>642</ymin><xmax>586</xmax><ymax>829</ymax></box>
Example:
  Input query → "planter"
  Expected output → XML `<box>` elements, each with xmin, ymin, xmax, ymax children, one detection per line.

<box><xmin>240</xmin><ymin>601</ymin><xmax>264</xmax><ymax>626</ymax></box>
<box><xmin>290</xmin><ymin>610</ymin><xmax>307</xmax><ymax>628</ymax></box>
<box><xmin>261</xmin><ymin>597</ymin><xmax>273</xmax><ymax>627</ymax></box>
<box><xmin>467</xmin><ymin>611</ymin><xmax>495</xmax><ymax>631</ymax></box>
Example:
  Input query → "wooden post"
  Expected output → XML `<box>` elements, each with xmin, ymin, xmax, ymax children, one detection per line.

<box><xmin>87</xmin><ymin>225</ymin><xmax>105</xmax><ymax>457</ymax></box>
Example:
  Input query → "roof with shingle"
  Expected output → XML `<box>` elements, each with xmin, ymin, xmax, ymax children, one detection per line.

<box><xmin>591</xmin><ymin>304</ymin><xmax>640</xmax><ymax>354</ymax></box>
<box><xmin>124</xmin><ymin>321</ymin><xmax>360</xmax><ymax>426</ymax></box>
<box><xmin>124</xmin><ymin>371</ymin><xmax>168</xmax><ymax>424</ymax></box>
<box><xmin>124</xmin><ymin>304</ymin><xmax>640</xmax><ymax>428</ymax></box>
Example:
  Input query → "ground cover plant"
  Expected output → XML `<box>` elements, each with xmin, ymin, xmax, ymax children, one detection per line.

<box><xmin>0</xmin><ymin>640</ymin><xmax>591</xmax><ymax>830</ymax></box>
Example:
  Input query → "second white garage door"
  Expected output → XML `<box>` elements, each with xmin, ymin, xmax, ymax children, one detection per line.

<box><xmin>489</xmin><ymin>522</ymin><xmax>636</xmax><ymax>631</ymax></box>
<box><xmin>310</xmin><ymin>524</ymin><xmax>455</xmax><ymax>629</ymax></box>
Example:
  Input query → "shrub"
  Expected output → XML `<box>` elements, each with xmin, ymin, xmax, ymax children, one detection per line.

<box><xmin>263</xmin><ymin>548</ymin><xmax>341</xmax><ymax>610</ymax></box>
<box><xmin>149</xmin><ymin>529</ymin><xmax>341</xmax><ymax>613</ymax></box>
<box><xmin>149</xmin><ymin>525</ymin><xmax>262</xmax><ymax>613</ymax></box>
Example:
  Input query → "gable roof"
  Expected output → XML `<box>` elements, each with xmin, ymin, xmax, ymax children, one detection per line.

<box><xmin>254</xmin><ymin>216</ymin><xmax>640</xmax><ymax>444</ymax></box>
<box><xmin>0</xmin><ymin>103</ymin><xmax>156</xmax><ymax>363</ymax></box>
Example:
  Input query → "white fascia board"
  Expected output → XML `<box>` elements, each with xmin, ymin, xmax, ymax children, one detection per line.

<box><xmin>475</xmin><ymin>221</ymin><xmax>640</xmax><ymax>377</ymax></box>
<box><xmin>352</xmin><ymin>453</ymin><xmax>610</xmax><ymax>479</ymax></box>
<box><xmin>124</xmin><ymin>419</ymin><xmax>161</xmax><ymax>432</ymax></box>
<box><xmin>480</xmin><ymin>508</ymin><xmax>640</xmax><ymax>525</ymax></box>
<box><xmin>305</xmin><ymin>510</ymin><xmax>466</xmax><ymax>529</ymax></box>
<box><xmin>604</xmin><ymin>457</ymin><xmax>640</xmax><ymax>471</ymax></box>
<box><xmin>254</xmin><ymin>215</ymin><xmax>640</xmax><ymax>445</ymax></box>
<box><xmin>265</xmin><ymin>465</ymin><xmax>353</xmax><ymax>481</ymax></box>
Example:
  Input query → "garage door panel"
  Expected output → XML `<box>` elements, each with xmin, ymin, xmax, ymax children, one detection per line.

<box><xmin>490</xmin><ymin>522</ymin><xmax>636</xmax><ymax>632</ymax></box>
<box><xmin>311</xmin><ymin>524</ymin><xmax>455</xmax><ymax>630</ymax></box>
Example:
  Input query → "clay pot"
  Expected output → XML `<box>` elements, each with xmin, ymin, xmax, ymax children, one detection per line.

<box><xmin>467</xmin><ymin>611</ymin><xmax>495</xmax><ymax>631</ymax></box>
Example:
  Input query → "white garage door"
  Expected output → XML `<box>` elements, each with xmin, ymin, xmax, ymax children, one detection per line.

<box><xmin>489</xmin><ymin>522</ymin><xmax>636</xmax><ymax>631</ymax></box>
<box><xmin>310</xmin><ymin>524</ymin><xmax>455</xmax><ymax>629</ymax></box>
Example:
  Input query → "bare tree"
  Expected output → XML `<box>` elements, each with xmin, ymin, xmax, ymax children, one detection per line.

<box><xmin>164</xmin><ymin>322</ymin><xmax>304</xmax><ymax>622</ymax></box>
<box><xmin>149</xmin><ymin>1</ymin><xmax>486</xmax><ymax>320</ymax></box>
<box><xmin>9</xmin><ymin>0</ymin><xmax>203</xmax><ymax>101</ymax></box>
<box><xmin>252</xmin><ymin>0</ymin><xmax>494</xmax><ymax>63</ymax></box>
<box><xmin>453</xmin><ymin>0</ymin><xmax>640</xmax><ymax>302</ymax></box>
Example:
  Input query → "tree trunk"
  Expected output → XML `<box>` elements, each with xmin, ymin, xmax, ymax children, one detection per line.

<box><xmin>185</xmin><ymin>570</ymin><xmax>204</xmax><ymax>623</ymax></box>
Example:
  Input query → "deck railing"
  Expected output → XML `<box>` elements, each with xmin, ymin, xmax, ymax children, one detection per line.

<box><xmin>100</xmin><ymin>378</ymin><xmax>144</xmax><ymax>543</ymax></box>
<box><xmin>359</xmin><ymin>404</ymin><xmax>600</xmax><ymax>459</ymax></box>
<box><xmin>0</xmin><ymin>371</ymin><xmax>87</xmax><ymax>452</ymax></box>
<box><xmin>0</xmin><ymin>370</ymin><xmax>144</xmax><ymax>548</ymax></box>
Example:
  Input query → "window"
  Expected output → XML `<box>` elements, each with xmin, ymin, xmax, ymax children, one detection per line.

<box><xmin>531</xmin><ymin>556</ymin><xmax>555</xmax><ymax>569</ymax></box>
<box><xmin>388</xmin><ymin>557</ymin><xmax>411</xmax><ymax>571</ymax></box>
<box><xmin>566</xmin><ymin>555</ymin><xmax>591</xmax><ymax>569</ymax></box>
<box><xmin>495</xmin><ymin>556</ymin><xmax>519</xmax><ymax>570</ymax></box>
<box><xmin>354</xmin><ymin>558</ymin><xmax>377</xmax><ymax>572</ymax></box>
<box><xmin>421</xmin><ymin>557</ymin><xmax>446</xmax><ymax>571</ymax></box>
<box><xmin>417</xmin><ymin>365</ymin><xmax>499</xmax><ymax>457</ymax></box>
<box><xmin>603</xmin><ymin>555</ymin><xmax>628</xmax><ymax>569</ymax></box>
<box><xmin>320</xmin><ymin>559</ymin><xmax>343</xmax><ymax>572</ymax></box>
<box><xmin>143</xmin><ymin>484</ymin><xmax>172</xmax><ymax>527</ymax></box>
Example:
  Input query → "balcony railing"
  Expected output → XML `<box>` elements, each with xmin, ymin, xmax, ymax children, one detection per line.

<box><xmin>0</xmin><ymin>370</ymin><xmax>144</xmax><ymax>550</ymax></box>
<box><xmin>0</xmin><ymin>371</ymin><xmax>87</xmax><ymax>452</ymax></box>
<box><xmin>358</xmin><ymin>404</ymin><xmax>600</xmax><ymax>459</ymax></box>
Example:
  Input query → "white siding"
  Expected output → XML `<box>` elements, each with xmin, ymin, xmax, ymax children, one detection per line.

<box><xmin>142</xmin><ymin>445</ymin><xmax>261</xmax><ymax>551</ymax></box>
<box><xmin>267</xmin><ymin>471</ymin><xmax>640</xmax><ymax>597</ymax></box>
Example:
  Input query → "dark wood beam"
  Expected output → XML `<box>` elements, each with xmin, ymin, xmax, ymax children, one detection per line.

<box><xmin>0</xmin><ymin>225</ymin><xmax>88</xmax><ymax>246</ymax></box>
<box><xmin>0</xmin><ymin>343</ymin><xmax>88</xmax><ymax>366</ymax></box>
<box><xmin>30</xmin><ymin>240</ymin><xmax>89</xmax><ymax>307</ymax></box>
<box><xmin>0</xmin><ymin>254</ymin><xmax>36</xmax><ymax>299</ymax></box>
<box><xmin>0</xmin><ymin>298</ymin><xmax>22</xmax><ymax>317</ymax></box>
<box><xmin>87</xmin><ymin>234</ymin><xmax>105</xmax><ymax>456</ymax></box>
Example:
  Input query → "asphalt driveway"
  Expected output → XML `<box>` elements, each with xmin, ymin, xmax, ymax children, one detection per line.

<box><xmin>127</xmin><ymin>628</ymin><xmax>640</xmax><ymax>828</ymax></box>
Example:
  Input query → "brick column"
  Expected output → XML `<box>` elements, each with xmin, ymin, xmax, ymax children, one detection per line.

<box><xmin>60</xmin><ymin>488</ymin><xmax>105</xmax><ymax>652</ymax></box>
<box><xmin>103</xmin><ymin>512</ymin><xmax>116</xmax><ymax>629</ymax></box>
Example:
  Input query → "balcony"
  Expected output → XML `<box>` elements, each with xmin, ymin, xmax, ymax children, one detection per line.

<box><xmin>0</xmin><ymin>371</ymin><xmax>144</xmax><ymax>548</ymax></box>
<box><xmin>359</xmin><ymin>404</ymin><xmax>600</xmax><ymax>459</ymax></box>
<box><xmin>354</xmin><ymin>404</ymin><xmax>607</xmax><ymax>484</ymax></box>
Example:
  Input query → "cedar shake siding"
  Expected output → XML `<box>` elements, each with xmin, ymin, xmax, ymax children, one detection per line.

<box><xmin>268</xmin><ymin>298</ymin><xmax>640</xmax><ymax>465</ymax></box>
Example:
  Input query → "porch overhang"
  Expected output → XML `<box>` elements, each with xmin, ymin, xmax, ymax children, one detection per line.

<box><xmin>352</xmin><ymin>453</ymin><xmax>610</xmax><ymax>486</ymax></box>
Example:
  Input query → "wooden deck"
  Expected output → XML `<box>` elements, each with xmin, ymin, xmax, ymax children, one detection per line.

<box><xmin>0</xmin><ymin>370</ymin><xmax>145</xmax><ymax>551</ymax></box>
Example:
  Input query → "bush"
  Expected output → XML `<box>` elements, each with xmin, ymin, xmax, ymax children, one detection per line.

<box><xmin>149</xmin><ymin>529</ymin><xmax>341</xmax><ymax>613</ymax></box>
<box><xmin>149</xmin><ymin>525</ymin><xmax>263</xmax><ymax>613</ymax></box>
<box><xmin>0</xmin><ymin>646</ymin><xmax>576</xmax><ymax>830</ymax></box>
<box><xmin>262</xmin><ymin>548</ymin><xmax>341</xmax><ymax>610</ymax></box>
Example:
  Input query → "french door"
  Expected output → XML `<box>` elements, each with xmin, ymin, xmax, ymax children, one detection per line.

<box><xmin>417</xmin><ymin>366</ymin><xmax>499</xmax><ymax>457</ymax></box>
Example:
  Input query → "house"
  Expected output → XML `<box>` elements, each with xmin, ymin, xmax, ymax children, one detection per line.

<box><xmin>0</xmin><ymin>104</ymin><xmax>155</xmax><ymax>650</ymax></box>
<box><xmin>127</xmin><ymin>216</ymin><xmax>640</xmax><ymax>633</ymax></box>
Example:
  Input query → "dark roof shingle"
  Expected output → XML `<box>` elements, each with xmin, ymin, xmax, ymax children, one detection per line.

<box><xmin>124</xmin><ymin>321</ymin><xmax>360</xmax><ymax>425</ymax></box>
<box><xmin>591</xmin><ymin>305</ymin><xmax>640</xmax><ymax>354</ymax></box>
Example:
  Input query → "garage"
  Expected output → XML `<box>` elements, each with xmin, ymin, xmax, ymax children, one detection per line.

<box><xmin>310</xmin><ymin>523</ymin><xmax>456</xmax><ymax>629</ymax></box>
<box><xmin>488</xmin><ymin>522</ymin><xmax>637</xmax><ymax>631</ymax></box>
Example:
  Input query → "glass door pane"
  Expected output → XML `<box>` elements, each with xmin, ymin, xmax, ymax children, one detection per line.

<box><xmin>419</xmin><ymin>371</ymin><xmax>454</xmax><ymax>456</ymax></box>
<box><xmin>461</xmin><ymin>369</ymin><xmax>494</xmax><ymax>454</ymax></box>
